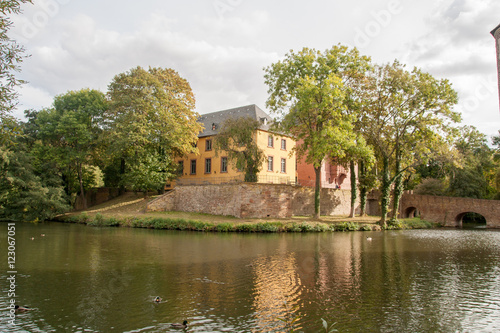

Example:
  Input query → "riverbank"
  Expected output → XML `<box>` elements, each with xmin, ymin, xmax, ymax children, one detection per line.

<box><xmin>56</xmin><ymin>192</ymin><xmax>437</xmax><ymax>232</ymax></box>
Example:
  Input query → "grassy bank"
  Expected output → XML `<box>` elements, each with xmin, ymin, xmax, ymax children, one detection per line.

<box><xmin>56</xmin><ymin>193</ymin><xmax>437</xmax><ymax>232</ymax></box>
<box><xmin>61</xmin><ymin>213</ymin><xmax>434</xmax><ymax>232</ymax></box>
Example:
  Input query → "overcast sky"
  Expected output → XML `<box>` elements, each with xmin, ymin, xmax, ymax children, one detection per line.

<box><xmin>9</xmin><ymin>0</ymin><xmax>500</xmax><ymax>138</ymax></box>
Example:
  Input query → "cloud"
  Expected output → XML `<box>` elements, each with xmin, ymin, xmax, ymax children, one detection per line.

<box><xmin>15</xmin><ymin>11</ymin><xmax>278</xmax><ymax>116</ymax></box>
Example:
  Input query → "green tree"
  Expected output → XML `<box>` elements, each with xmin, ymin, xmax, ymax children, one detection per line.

<box><xmin>361</xmin><ymin>61</ymin><xmax>459</xmax><ymax>226</ymax></box>
<box><xmin>265</xmin><ymin>45</ymin><xmax>370</xmax><ymax>218</ymax></box>
<box><xmin>106</xmin><ymin>66</ymin><xmax>203</xmax><ymax>195</ymax></box>
<box><xmin>0</xmin><ymin>141</ymin><xmax>69</xmax><ymax>221</ymax></box>
<box><xmin>213</xmin><ymin>117</ymin><xmax>266</xmax><ymax>182</ymax></box>
<box><xmin>28</xmin><ymin>89</ymin><xmax>109</xmax><ymax>209</ymax></box>
<box><xmin>447</xmin><ymin>126</ymin><xmax>497</xmax><ymax>199</ymax></box>
<box><xmin>0</xmin><ymin>0</ymin><xmax>32</xmax><ymax>144</ymax></box>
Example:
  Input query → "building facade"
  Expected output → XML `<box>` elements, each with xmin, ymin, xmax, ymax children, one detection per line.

<box><xmin>172</xmin><ymin>105</ymin><xmax>296</xmax><ymax>186</ymax></box>
<box><xmin>296</xmin><ymin>152</ymin><xmax>354</xmax><ymax>189</ymax></box>
<box><xmin>491</xmin><ymin>23</ymin><xmax>500</xmax><ymax>111</ymax></box>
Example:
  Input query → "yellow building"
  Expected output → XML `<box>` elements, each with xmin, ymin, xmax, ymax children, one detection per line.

<box><xmin>173</xmin><ymin>105</ymin><xmax>296</xmax><ymax>186</ymax></box>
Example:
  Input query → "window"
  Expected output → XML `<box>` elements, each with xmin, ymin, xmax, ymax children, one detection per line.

<box><xmin>205</xmin><ymin>139</ymin><xmax>212</xmax><ymax>151</ymax></box>
<box><xmin>268</xmin><ymin>135</ymin><xmax>274</xmax><ymax>148</ymax></box>
<box><xmin>221</xmin><ymin>157</ymin><xmax>228</xmax><ymax>173</ymax></box>
<box><xmin>281</xmin><ymin>139</ymin><xmax>286</xmax><ymax>150</ymax></box>
<box><xmin>205</xmin><ymin>158</ymin><xmax>212</xmax><ymax>174</ymax></box>
<box><xmin>178</xmin><ymin>161</ymin><xmax>184</xmax><ymax>176</ymax></box>
<box><xmin>190</xmin><ymin>160</ymin><xmax>196</xmax><ymax>175</ymax></box>
<box><xmin>268</xmin><ymin>156</ymin><xmax>274</xmax><ymax>171</ymax></box>
<box><xmin>281</xmin><ymin>158</ymin><xmax>286</xmax><ymax>173</ymax></box>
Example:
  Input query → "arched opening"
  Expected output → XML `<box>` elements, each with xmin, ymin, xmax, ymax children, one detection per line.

<box><xmin>403</xmin><ymin>207</ymin><xmax>419</xmax><ymax>218</ymax></box>
<box><xmin>456</xmin><ymin>212</ymin><xmax>487</xmax><ymax>229</ymax></box>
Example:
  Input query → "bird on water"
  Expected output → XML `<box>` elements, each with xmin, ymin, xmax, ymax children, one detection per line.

<box><xmin>170</xmin><ymin>320</ymin><xmax>188</xmax><ymax>329</ymax></box>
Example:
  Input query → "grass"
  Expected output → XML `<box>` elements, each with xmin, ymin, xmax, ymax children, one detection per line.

<box><xmin>56</xmin><ymin>192</ymin><xmax>438</xmax><ymax>233</ymax></box>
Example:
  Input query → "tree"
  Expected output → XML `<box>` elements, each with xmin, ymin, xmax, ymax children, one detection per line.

<box><xmin>361</xmin><ymin>61</ymin><xmax>459</xmax><ymax>226</ymax></box>
<box><xmin>265</xmin><ymin>45</ymin><xmax>371</xmax><ymax>219</ymax></box>
<box><xmin>0</xmin><ymin>139</ymin><xmax>69</xmax><ymax>221</ymax></box>
<box><xmin>0</xmin><ymin>0</ymin><xmax>32</xmax><ymax>144</ymax></box>
<box><xmin>213</xmin><ymin>117</ymin><xmax>266</xmax><ymax>182</ymax></box>
<box><xmin>28</xmin><ymin>89</ymin><xmax>108</xmax><ymax>209</ymax></box>
<box><xmin>447</xmin><ymin>125</ymin><xmax>497</xmax><ymax>199</ymax></box>
<box><xmin>106</xmin><ymin>66</ymin><xmax>203</xmax><ymax>195</ymax></box>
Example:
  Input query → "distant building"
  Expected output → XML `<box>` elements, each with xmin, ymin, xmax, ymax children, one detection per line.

<box><xmin>172</xmin><ymin>105</ymin><xmax>296</xmax><ymax>187</ymax></box>
<box><xmin>491</xmin><ymin>23</ymin><xmax>500</xmax><ymax>111</ymax></box>
<box><xmin>296</xmin><ymin>143</ymin><xmax>354</xmax><ymax>189</ymax></box>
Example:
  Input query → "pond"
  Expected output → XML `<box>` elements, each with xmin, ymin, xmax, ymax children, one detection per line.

<box><xmin>1</xmin><ymin>222</ymin><xmax>500</xmax><ymax>332</ymax></box>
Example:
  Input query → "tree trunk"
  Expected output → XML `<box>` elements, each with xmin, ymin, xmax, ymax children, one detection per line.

<box><xmin>392</xmin><ymin>154</ymin><xmax>403</xmax><ymax>220</ymax></box>
<box><xmin>77</xmin><ymin>162</ymin><xmax>87</xmax><ymax>210</ymax></box>
<box><xmin>349</xmin><ymin>160</ymin><xmax>357</xmax><ymax>218</ymax></box>
<box><xmin>314</xmin><ymin>165</ymin><xmax>321</xmax><ymax>219</ymax></box>
<box><xmin>119</xmin><ymin>157</ymin><xmax>126</xmax><ymax>195</ymax></box>
<box><xmin>379</xmin><ymin>155</ymin><xmax>391</xmax><ymax>227</ymax></box>
<box><xmin>359</xmin><ymin>160</ymin><xmax>367</xmax><ymax>217</ymax></box>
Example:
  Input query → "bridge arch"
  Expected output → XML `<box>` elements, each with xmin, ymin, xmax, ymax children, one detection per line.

<box><xmin>455</xmin><ymin>212</ymin><xmax>487</xmax><ymax>228</ymax></box>
<box><xmin>403</xmin><ymin>206</ymin><xmax>419</xmax><ymax>218</ymax></box>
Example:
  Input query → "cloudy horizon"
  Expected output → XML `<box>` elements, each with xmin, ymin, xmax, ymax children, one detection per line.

<box><xmin>9</xmin><ymin>0</ymin><xmax>500</xmax><ymax>138</ymax></box>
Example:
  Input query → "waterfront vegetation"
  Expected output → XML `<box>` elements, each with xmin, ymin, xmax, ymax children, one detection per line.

<box><xmin>54</xmin><ymin>192</ymin><xmax>437</xmax><ymax>232</ymax></box>
<box><xmin>60</xmin><ymin>212</ymin><xmax>435</xmax><ymax>232</ymax></box>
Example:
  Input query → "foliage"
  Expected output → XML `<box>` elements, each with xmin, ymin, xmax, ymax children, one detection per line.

<box><xmin>265</xmin><ymin>45</ymin><xmax>371</xmax><ymax>218</ymax></box>
<box><xmin>0</xmin><ymin>143</ymin><xmax>69</xmax><ymax>221</ymax></box>
<box><xmin>414</xmin><ymin>178</ymin><xmax>447</xmax><ymax>196</ymax></box>
<box><xmin>0</xmin><ymin>0</ymin><xmax>32</xmax><ymax>144</ymax></box>
<box><xmin>24</xmin><ymin>89</ymin><xmax>109</xmax><ymax>208</ymax></box>
<box><xmin>320</xmin><ymin>318</ymin><xmax>338</xmax><ymax>333</ymax></box>
<box><xmin>361</xmin><ymin>61</ymin><xmax>460</xmax><ymax>225</ymax></box>
<box><xmin>213</xmin><ymin>117</ymin><xmax>266</xmax><ymax>182</ymax></box>
<box><xmin>106</xmin><ymin>66</ymin><xmax>203</xmax><ymax>194</ymax></box>
<box><xmin>446</xmin><ymin>125</ymin><xmax>498</xmax><ymax>199</ymax></box>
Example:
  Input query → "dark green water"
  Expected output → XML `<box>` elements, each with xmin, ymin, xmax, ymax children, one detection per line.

<box><xmin>1</xmin><ymin>222</ymin><xmax>500</xmax><ymax>332</ymax></box>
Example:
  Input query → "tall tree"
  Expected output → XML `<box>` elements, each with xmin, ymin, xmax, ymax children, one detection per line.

<box><xmin>361</xmin><ymin>61</ymin><xmax>459</xmax><ymax>226</ymax></box>
<box><xmin>0</xmin><ymin>138</ymin><xmax>69</xmax><ymax>221</ymax></box>
<box><xmin>447</xmin><ymin>125</ymin><xmax>497</xmax><ymax>199</ymax></box>
<box><xmin>265</xmin><ymin>45</ymin><xmax>371</xmax><ymax>219</ymax></box>
<box><xmin>213</xmin><ymin>117</ymin><xmax>266</xmax><ymax>182</ymax></box>
<box><xmin>0</xmin><ymin>0</ymin><xmax>32</xmax><ymax>144</ymax></box>
<box><xmin>106</xmin><ymin>66</ymin><xmax>202</xmax><ymax>195</ymax></box>
<box><xmin>28</xmin><ymin>89</ymin><xmax>108</xmax><ymax>209</ymax></box>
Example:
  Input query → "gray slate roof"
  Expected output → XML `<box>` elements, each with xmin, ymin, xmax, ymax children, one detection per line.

<box><xmin>492</xmin><ymin>23</ymin><xmax>500</xmax><ymax>37</ymax></box>
<box><xmin>198</xmin><ymin>104</ymin><xmax>273</xmax><ymax>138</ymax></box>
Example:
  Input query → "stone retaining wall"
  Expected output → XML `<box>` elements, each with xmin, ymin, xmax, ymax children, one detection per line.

<box><xmin>147</xmin><ymin>184</ymin><xmax>362</xmax><ymax>218</ymax></box>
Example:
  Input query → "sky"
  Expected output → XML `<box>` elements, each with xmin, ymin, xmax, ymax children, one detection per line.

<box><xmin>9</xmin><ymin>0</ymin><xmax>500</xmax><ymax>138</ymax></box>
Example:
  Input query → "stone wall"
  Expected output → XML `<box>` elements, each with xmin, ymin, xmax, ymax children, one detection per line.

<box><xmin>147</xmin><ymin>183</ymin><xmax>362</xmax><ymax>218</ymax></box>
<box><xmin>400</xmin><ymin>193</ymin><xmax>500</xmax><ymax>228</ymax></box>
<box><xmin>75</xmin><ymin>188</ymin><xmax>120</xmax><ymax>210</ymax></box>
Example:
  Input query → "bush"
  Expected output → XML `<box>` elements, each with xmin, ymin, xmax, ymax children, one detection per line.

<box><xmin>334</xmin><ymin>222</ymin><xmax>359</xmax><ymax>231</ymax></box>
<box><xmin>216</xmin><ymin>223</ymin><xmax>234</xmax><ymax>232</ymax></box>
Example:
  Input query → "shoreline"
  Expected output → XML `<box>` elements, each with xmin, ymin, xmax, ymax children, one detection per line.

<box><xmin>53</xmin><ymin>192</ymin><xmax>438</xmax><ymax>232</ymax></box>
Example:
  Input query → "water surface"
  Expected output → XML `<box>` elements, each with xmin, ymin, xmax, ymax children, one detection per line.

<box><xmin>1</xmin><ymin>222</ymin><xmax>500</xmax><ymax>332</ymax></box>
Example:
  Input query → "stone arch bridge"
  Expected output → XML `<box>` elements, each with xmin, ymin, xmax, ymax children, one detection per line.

<box><xmin>400</xmin><ymin>193</ymin><xmax>500</xmax><ymax>228</ymax></box>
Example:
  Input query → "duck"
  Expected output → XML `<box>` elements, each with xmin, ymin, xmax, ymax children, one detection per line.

<box><xmin>153</xmin><ymin>296</ymin><xmax>162</xmax><ymax>303</ymax></box>
<box><xmin>366</xmin><ymin>237</ymin><xmax>373</xmax><ymax>241</ymax></box>
<box><xmin>15</xmin><ymin>305</ymin><xmax>31</xmax><ymax>313</ymax></box>
<box><xmin>170</xmin><ymin>320</ymin><xmax>188</xmax><ymax>329</ymax></box>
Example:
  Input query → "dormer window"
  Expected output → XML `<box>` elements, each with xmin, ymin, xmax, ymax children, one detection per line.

<box><xmin>212</xmin><ymin>123</ymin><xmax>216</xmax><ymax>131</ymax></box>
<box><xmin>260</xmin><ymin>117</ymin><xmax>267</xmax><ymax>125</ymax></box>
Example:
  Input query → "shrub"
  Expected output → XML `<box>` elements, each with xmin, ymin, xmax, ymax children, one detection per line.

<box><xmin>334</xmin><ymin>222</ymin><xmax>359</xmax><ymax>231</ymax></box>
<box><xmin>216</xmin><ymin>223</ymin><xmax>234</xmax><ymax>232</ymax></box>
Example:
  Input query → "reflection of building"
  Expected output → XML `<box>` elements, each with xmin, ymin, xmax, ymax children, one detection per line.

<box><xmin>173</xmin><ymin>105</ymin><xmax>296</xmax><ymax>186</ymax></box>
<box><xmin>492</xmin><ymin>23</ymin><xmax>500</xmax><ymax>111</ymax></box>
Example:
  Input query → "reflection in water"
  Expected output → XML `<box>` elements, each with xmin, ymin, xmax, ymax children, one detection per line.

<box><xmin>1</xmin><ymin>223</ymin><xmax>500</xmax><ymax>332</ymax></box>
<box><xmin>251</xmin><ymin>252</ymin><xmax>302</xmax><ymax>332</ymax></box>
